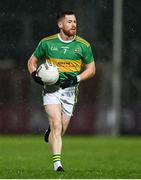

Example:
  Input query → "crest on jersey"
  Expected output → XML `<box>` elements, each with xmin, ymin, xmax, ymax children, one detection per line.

<box><xmin>75</xmin><ymin>48</ymin><xmax>81</xmax><ymax>55</ymax></box>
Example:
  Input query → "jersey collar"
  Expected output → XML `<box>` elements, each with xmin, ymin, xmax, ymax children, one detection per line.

<box><xmin>58</xmin><ymin>33</ymin><xmax>76</xmax><ymax>43</ymax></box>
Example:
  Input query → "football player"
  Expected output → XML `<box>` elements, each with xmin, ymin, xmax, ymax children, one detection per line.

<box><xmin>27</xmin><ymin>10</ymin><xmax>96</xmax><ymax>172</ymax></box>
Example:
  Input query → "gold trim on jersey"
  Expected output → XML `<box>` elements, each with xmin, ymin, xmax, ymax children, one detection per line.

<box><xmin>41</xmin><ymin>34</ymin><xmax>90</xmax><ymax>47</ymax></box>
<box><xmin>42</xmin><ymin>34</ymin><xmax>58</xmax><ymax>42</ymax></box>
<box><xmin>76</xmin><ymin>36</ymin><xmax>90</xmax><ymax>47</ymax></box>
<box><xmin>46</xmin><ymin>58</ymin><xmax>83</xmax><ymax>72</ymax></box>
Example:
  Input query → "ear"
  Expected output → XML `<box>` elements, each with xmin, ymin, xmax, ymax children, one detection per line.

<box><xmin>57</xmin><ymin>21</ymin><xmax>63</xmax><ymax>29</ymax></box>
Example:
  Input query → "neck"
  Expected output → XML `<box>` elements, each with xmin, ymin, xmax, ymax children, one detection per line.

<box><xmin>59</xmin><ymin>31</ymin><xmax>74</xmax><ymax>41</ymax></box>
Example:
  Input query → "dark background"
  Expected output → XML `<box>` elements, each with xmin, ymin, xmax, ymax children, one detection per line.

<box><xmin>0</xmin><ymin>0</ymin><xmax>141</xmax><ymax>135</ymax></box>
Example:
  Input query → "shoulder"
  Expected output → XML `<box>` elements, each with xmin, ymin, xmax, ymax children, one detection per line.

<box><xmin>40</xmin><ymin>34</ymin><xmax>58</xmax><ymax>43</ymax></box>
<box><xmin>75</xmin><ymin>36</ymin><xmax>90</xmax><ymax>47</ymax></box>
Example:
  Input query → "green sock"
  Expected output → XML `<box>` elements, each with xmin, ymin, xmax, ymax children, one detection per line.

<box><xmin>52</xmin><ymin>154</ymin><xmax>61</xmax><ymax>163</ymax></box>
<box><xmin>52</xmin><ymin>154</ymin><xmax>62</xmax><ymax>170</ymax></box>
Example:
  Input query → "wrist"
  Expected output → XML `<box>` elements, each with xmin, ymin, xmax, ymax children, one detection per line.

<box><xmin>31</xmin><ymin>70</ymin><xmax>37</xmax><ymax>77</ymax></box>
<box><xmin>76</xmin><ymin>75</ymin><xmax>81</xmax><ymax>82</ymax></box>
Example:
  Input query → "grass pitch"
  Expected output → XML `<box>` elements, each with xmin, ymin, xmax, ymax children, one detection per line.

<box><xmin>0</xmin><ymin>135</ymin><xmax>141</xmax><ymax>179</ymax></box>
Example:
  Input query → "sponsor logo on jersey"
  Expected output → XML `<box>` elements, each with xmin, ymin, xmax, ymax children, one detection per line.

<box><xmin>46</xmin><ymin>58</ymin><xmax>82</xmax><ymax>72</ymax></box>
<box><xmin>57</xmin><ymin>62</ymin><xmax>76</xmax><ymax>68</ymax></box>
<box><xmin>51</xmin><ymin>46</ymin><xmax>58</xmax><ymax>51</ymax></box>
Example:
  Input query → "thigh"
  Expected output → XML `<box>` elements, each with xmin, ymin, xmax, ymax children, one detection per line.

<box><xmin>44</xmin><ymin>104</ymin><xmax>62</xmax><ymax>125</ymax></box>
<box><xmin>43</xmin><ymin>91</ymin><xmax>62</xmax><ymax>124</ymax></box>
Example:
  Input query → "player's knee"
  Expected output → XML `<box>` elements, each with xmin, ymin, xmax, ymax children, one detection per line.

<box><xmin>51</xmin><ymin>120</ymin><xmax>62</xmax><ymax>134</ymax></box>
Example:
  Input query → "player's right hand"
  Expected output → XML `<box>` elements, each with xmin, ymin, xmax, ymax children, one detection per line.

<box><xmin>31</xmin><ymin>70</ymin><xmax>44</xmax><ymax>86</ymax></box>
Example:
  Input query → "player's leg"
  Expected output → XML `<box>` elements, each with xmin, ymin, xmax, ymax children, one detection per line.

<box><xmin>61</xmin><ymin>113</ymin><xmax>71</xmax><ymax>136</ymax></box>
<box><xmin>44</xmin><ymin>110</ymin><xmax>71</xmax><ymax>142</ymax></box>
<box><xmin>60</xmin><ymin>87</ymin><xmax>77</xmax><ymax>135</ymax></box>
<box><xmin>44</xmin><ymin>125</ymin><xmax>51</xmax><ymax>142</ymax></box>
<box><xmin>45</xmin><ymin>104</ymin><xmax>62</xmax><ymax>154</ymax></box>
<box><xmin>44</xmin><ymin>104</ymin><xmax>64</xmax><ymax>171</ymax></box>
<box><xmin>44</xmin><ymin>105</ymin><xmax>72</xmax><ymax>140</ymax></box>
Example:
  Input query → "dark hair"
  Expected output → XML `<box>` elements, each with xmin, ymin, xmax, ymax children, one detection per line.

<box><xmin>56</xmin><ymin>10</ymin><xmax>75</xmax><ymax>22</ymax></box>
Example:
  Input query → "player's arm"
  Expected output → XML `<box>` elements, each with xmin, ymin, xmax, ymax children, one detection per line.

<box><xmin>27</xmin><ymin>55</ymin><xmax>44</xmax><ymax>85</ymax></box>
<box><xmin>27</xmin><ymin>54</ymin><xmax>38</xmax><ymax>74</ymax></box>
<box><xmin>78</xmin><ymin>61</ymin><xmax>95</xmax><ymax>81</ymax></box>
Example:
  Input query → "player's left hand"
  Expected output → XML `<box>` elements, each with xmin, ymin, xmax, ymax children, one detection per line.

<box><xmin>60</xmin><ymin>73</ymin><xmax>79</xmax><ymax>89</ymax></box>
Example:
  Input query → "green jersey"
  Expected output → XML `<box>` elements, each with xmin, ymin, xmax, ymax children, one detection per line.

<box><xmin>33</xmin><ymin>33</ymin><xmax>94</xmax><ymax>81</ymax></box>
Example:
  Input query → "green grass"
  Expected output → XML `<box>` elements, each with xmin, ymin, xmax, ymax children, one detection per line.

<box><xmin>0</xmin><ymin>135</ymin><xmax>141</xmax><ymax>179</ymax></box>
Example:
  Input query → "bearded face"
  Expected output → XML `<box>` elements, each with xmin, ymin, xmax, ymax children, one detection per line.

<box><xmin>58</xmin><ymin>15</ymin><xmax>77</xmax><ymax>37</ymax></box>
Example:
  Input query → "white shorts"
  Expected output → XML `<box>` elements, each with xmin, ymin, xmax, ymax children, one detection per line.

<box><xmin>43</xmin><ymin>86</ymin><xmax>78</xmax><ymax>117</ymax></box>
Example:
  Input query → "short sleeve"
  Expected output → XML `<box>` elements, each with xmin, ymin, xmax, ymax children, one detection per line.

<box><xmin>83</xmin><ymin>45</ymin><xmax>94</xmax><ymax>64</ymax></box>
<box><xmin>33</xmin><ymin>41</ymin><xmax>46</xmax><ymax>59</ymax></box>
